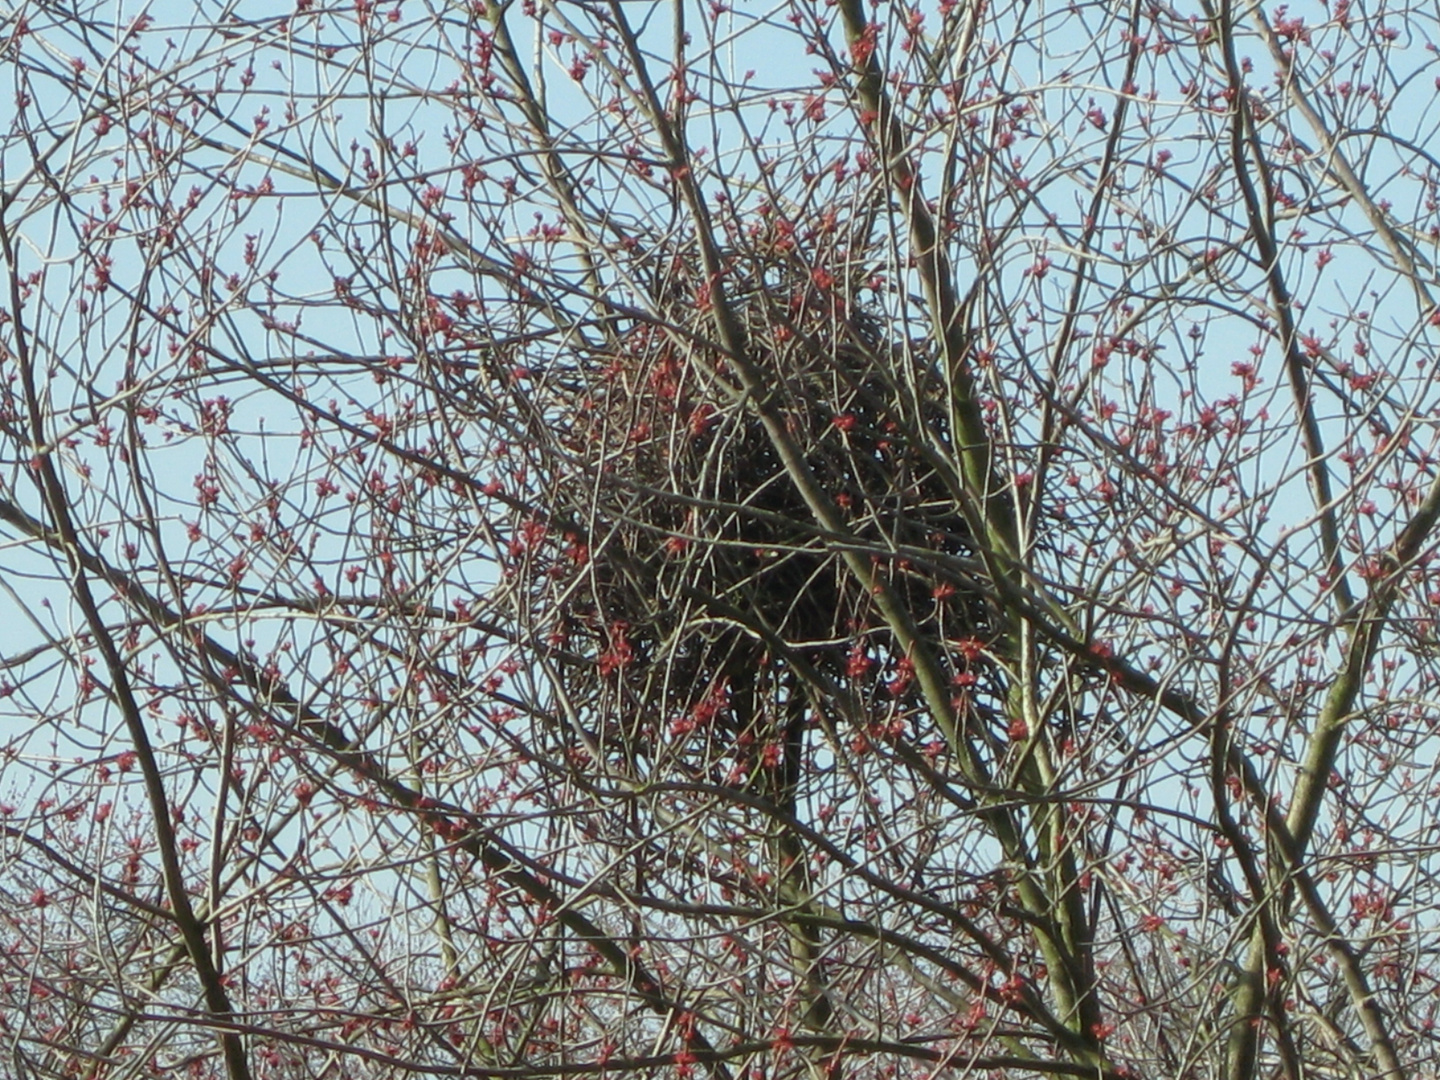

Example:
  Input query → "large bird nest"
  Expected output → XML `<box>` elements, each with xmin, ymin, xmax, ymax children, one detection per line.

<box><xmin>517</xmin><ymin>254</ymin><xmax>993</xmax><ymax>765</ymax></box>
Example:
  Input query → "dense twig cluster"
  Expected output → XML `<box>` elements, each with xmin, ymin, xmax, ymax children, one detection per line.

<box><xmin>533</xmin><ymin>249</ymin><xmax>991</xmax><ymax>751</ymax></box>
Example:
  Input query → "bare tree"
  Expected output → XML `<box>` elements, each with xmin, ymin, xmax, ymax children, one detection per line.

<box><xmin>1</xmin><ymin>2</ymin><xmax>1439</xmax><ymax>1079</ymax></box>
